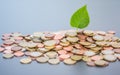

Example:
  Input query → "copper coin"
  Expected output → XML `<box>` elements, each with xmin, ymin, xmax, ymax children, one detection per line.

<box><xmin>77</xmin><ymin>34</ymin><xmax>87</xmax><ymax>40</ymax></box>
<box><xmin>3</xmin><ymin>40</ymin><xmax>14</xmax><ymax>45</ymax></box>
<box><xmin>91</xmin><ymin>55</ymin><xmax>103</xmax><ymax>61</ymax></box>
<box><xmin>58</xmin><ymin>50</ymin><xmax>67</xmax><ymax>55</ymax></box>
<box><xmin>86</xmin><ymin>61</ymin><xmax>95</xmax><ymax>67</ymax></box>
<box><xmin>14</xmin><ymin>51</ymin><xmax>24</xmax><ymax>57</ymax></box>
<box><xmin>54</xmin><ymin>45</ymin><xmax>63</xmax><ymax>50</ymax></box>
<box><xmin>2</xmin><ymin>33</ymin><xmax>11</xmax><ymax>37</ymax></box>
<box><xmin>11</xmin><ymin>46</ymin><xmax>22</xmax><ymax>51</ymax></box>
<box><xmin>0</xmin><ymin>47</ymin><xmax>5</xmax><ymax>52</ymax></box>
<box><xmin>37</xmin><ymin>43</ymin><xmax>44</xmax><ymax>48</ymax></box>
<box><xmin>59</xmin><ymin>54</ymin><xmax>70</xmax><ymax>60</ymax></box>
<box><xmin>113</xmin><ymin>49</ymin><xmax>120</xmax><ymax>54</ymax></box>
<box><xmin>14</xmin><ymin>36</ymin><xmax>23</xmax><ymax>40</ymax></box>
<box><xmin>54</xmin><ymin>33</ymin><xmax>65</xmax><ymax>40</ymax></box>
<box><xmin>3</xmin><ymin>50</ymin><xmax>13</xmax><ymax>54</ymax></box>
<box><xmin>1</xmin><ymin>36</ymin><xmax>10</xmax><ymax>40</ymax></box>
<box><xmin>63</xmin><ymin>46</ymin><xmax>73</xmax><ymax>51</ymax></box>
<box><xmin>44</xmin><ymin>33</ymin><xmax>55</xmax><ymax>38</ymax></box>
<box><xmin>107</xmin><ymin>30</ymin><xmax>115</xmax><ymax>34</ymax></box>
<box><xmin>103</xmin><ymin>46</ymin><xmax>113</xmax><ymax>50</ymax></box>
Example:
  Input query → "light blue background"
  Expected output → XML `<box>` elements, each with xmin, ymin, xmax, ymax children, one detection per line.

<box><xmin>0</xmin><ymin>0</ymin><xmax>120</xmax><ymax>75</ymax></box>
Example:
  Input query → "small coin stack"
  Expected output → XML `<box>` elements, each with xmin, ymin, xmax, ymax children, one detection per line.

<box><xmin>0</xmin><ymin>30</ymin><xmax>120</xmax><ymax>67</ymax></box>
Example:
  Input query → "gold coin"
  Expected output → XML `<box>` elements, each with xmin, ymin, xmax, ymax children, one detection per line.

<box><xmin>20</xmin><ymin>57</ymin><xmax>32</xmax><ymax>64</ymax></box>
<box><xmin>45</xmin><ymin>51</ymin><xmax>58</xmax><ymax>59</ymax></box>
<box><xmin>63</xmin><ymin>58</ymin><xmax>76</xmax><ymax>65</ymax></box>
<box><xmin>60</xmin><ymin>41</ymin><xmax>70</xmax><ymax>46</ymax></box>
<box><xmin>45</xmin><ymin>45</ymin><xmax>55</xmax><ymax>50</ymax></box>
<box><xmin>82</xmin><ymin>56</ymin><xmax>91</xmax><ymax>62</ymax></box>
<box><xmin>71</xmin><ymin>55</ymin><xmax>82</xmax><ymax>61</ymax></box>
<box><xmin>79</xmin><ymin>42</ymin><xmax>92</xmax><ymax>46</ymax></box>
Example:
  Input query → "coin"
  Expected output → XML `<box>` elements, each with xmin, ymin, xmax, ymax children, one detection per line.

<box><xmin>44</xmin><ymin>33</ymin><xmax>55</xmax><ymax>38</ymax></box>
<box><xmin>79</xmin><ymin>42</ymin><xmax>91</xmax><ymax>46</ymax></box>
<box><xmin>86</xmin><ymin>61</ymin><xmax>95</xmax><ymax>67</ymax></box>
<box><xmin>103</xmin><ymin>55</ymin><xmax>117</xmax><ymax>62</ymax></box>
<box><xmin>19</xmin><ymin>42</ymin><xmax>28</xmax><ymax>47</ymax></box>
<box><xmin>32</xmin><ymin>38</ymin><xmax>42</xmax><ymax>43</ymax></box>
<box><xmin>37</xmin><ymin>43</ymin><xmax>44</xmax><ymax>48</ymax></box>
<box><xmin>83</xmin><ymin>30</ymin><xmax>95</xmax><ymax>36</ymax></box>
<box><xmin>11</xmin><ymin>46</ymin><xmax>22</xmax><ymax>51</ymax></box>
<box><xmin>11</xmin><ymin>32</ymin><xmax>22</xmax><ymax>37</ymax></box>
<box><xmin>36</xmin><ymin>56</ymin><xmax>49</xmax><ymax>63</ymax></box>
<box><xmin>71</xmin><ymin>55</ymin><xmax>82</xmax><ymax>61</ymax></box>
<box><xmin>93</xmin><ymin>35</ymin><xmax>104</xmax><ymax>41</ymax></box>
<box><xmin>54</xmin><ymin>45</ymin><xmax>63</xmax><ymax>50</ymax></box>
<box><xmin>45</xmin><ymin>51</ymin><xmax>58</xmax><ymax>59</ymax></box>
<box><xmin>94</xmin><ymin>60</ymin><xmax>108</xmax><ymax>67</ymax></box>
<box><xmin>27</xmin><ymin>42</ymin><xmax>37</xmax><ymax>48</ymax></box>
<box><xmin>3</xmin><ymin>50</ymin><xmax>13</xmax><ymax>54</ymax></box>
<box><xmin>101</xmin><ymin>50</ymin><xmax>114</xmax><ymax>55</ymax></box>
<box><xmin>63</xmin><ymin>46</ymin><xmax>73</xmax><ymax>51</ymax></box>
<box><xmin>65</xmin><ymin>31</ymin><xmax>77</xmax><ymax>37</ymax></box>
<box><xmin>113</xmin><ymin>49</ymin><xmax>120</xmax><ymax>54</ymax></box>
<box><xmin>60</xmin><ymin>41</ymin><xmax>70</xmax><ymax>46</ymax></box>
<box><xmin>20</xmin><ymin>57</ymin><xmax>32</xmax><ymax>64</ymax></box>
<box><xmin>3</xmin><ymin>40</ymin><xmax>14</xmax><ymax>45</ymax></box>
<box><xmin>66</xmin><ymin>37</ymin><xmax>79</xmax><ymax>43</ymax></box>
<box><xmin>91</xmin><ymin>55</ymin><xmax>103</xmax><ymax>61</ymax></box>
<box><xmin>58</xmin><ymin>50</ymin><xmax>67</xmax><ymax>55</ymax></box>
<box><xmin>0</xmin><ymin>47</ymin><xmax>5</xmax><ymax>52</ymax></box>
<box><xmin>29</xmin><ymin>52</ymin><xmax>42</xmax><ymax>57</ymax></box>
<box><xmin>48</xmin><ymin>58</ymin><xmax>60</xmax><ymax>64</ymax></box>
<box><xmin>44</xmin><ymin>40</ymin><xmax>56</xmax><ymax>46</ymax></box>
<box><xmin>14</xmin><ymin>51</ymin><xmax>24</xmax><ymax>57</ymax></box>
<box><xmin>54</xmin><ymin>33</ymin><xmax>65</xmax><ymax>40</ymax></box>
<box><xmin>84</xmin><ymin>51</ymin><xmax>96</xmax><ymax>57</ymax></box>
<box><xmin>38</xmin><ymin>48</ymin><xmax>49</xmax><ymax>53</ymax></box>
<box><xmin>59</xmin><ymin>54</ymin><xmax>70</xmax><ymax>60</ymax></box>
<box><xmin>3</xmin><ymin>53</ymin><xmax>14</xmax><ymax>59</ymax></box>
<box><xmin>82</xmin><ymin>56</ymin><xmax>91</xmax><ymax>62</ymax></box>
<box><xmin>63</xmin><ymin>58</ymin><xmax>76</xmax><ymax>65</ymax></box>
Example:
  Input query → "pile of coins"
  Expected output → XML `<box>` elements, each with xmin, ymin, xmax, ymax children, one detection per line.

<box><xmin>0</xmin><ymin>30</ymin><xmax>120</xmax><ymax>67</ymax></box>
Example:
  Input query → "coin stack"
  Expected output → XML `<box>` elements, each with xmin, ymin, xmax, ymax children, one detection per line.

<box><xmin>0</xmin><ymin>30</ymin><xmax>120</xmax><ymax>67</ymax></box>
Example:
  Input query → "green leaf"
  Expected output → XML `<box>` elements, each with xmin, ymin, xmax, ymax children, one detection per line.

<box><xmin>70</xmin><ymin>5</ymin><xmax>90</xmax><ymax>29</ymax></box>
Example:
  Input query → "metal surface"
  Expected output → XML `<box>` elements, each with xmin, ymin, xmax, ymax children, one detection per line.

<box><xmin>0</xmin><ymin>0</ymin><xmax>120</xmax><ymax>75</ymax></box>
